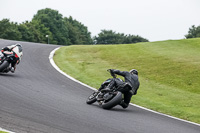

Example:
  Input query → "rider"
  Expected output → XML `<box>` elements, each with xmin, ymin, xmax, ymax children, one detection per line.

<box><xmin>1</xmin><ymin>43</ymin><xmax>23</xmax><ymax>73</ymax></box>
<box><xmin>100</xmin><ymin>69</ymin><xmax>140</xmax><ymax>108</ymax></box>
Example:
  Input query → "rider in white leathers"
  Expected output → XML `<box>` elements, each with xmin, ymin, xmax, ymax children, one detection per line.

<box><xmin>1</xmin><ymin>43</ymin><xmax>23</xmax><ymax>73</ymax></box>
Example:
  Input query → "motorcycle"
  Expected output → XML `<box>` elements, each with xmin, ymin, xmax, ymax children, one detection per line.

<box><xmin>86</xmin><ymin>69</ymin><xmax>124</xmax><ymax>110</ymax></box>
<box><xmin>0</xmin><ymin>51</ymin><xmax>18</xmax><ymax>73</ymax></box>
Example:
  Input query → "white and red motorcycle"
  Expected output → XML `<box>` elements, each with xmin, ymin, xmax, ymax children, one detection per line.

<box><xmin>0</xmin><ymin>51</ymin><xmax>19</xmax><ymax>73</ymax></box>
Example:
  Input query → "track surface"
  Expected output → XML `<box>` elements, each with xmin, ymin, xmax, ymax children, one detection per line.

<box><xmin>0</xmin><ymin>40</ymin><xmax>199</xmax><ymax>133</ymax></box>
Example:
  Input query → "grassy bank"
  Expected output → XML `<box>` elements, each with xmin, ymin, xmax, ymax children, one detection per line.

<box><xmin>54</xmin><ymin>38</ymin><xmax>200</xmax><ymax>124</ymax></box>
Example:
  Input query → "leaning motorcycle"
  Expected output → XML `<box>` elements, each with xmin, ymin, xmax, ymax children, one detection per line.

<box><xmin>0</xmin><ymin>51</ymin><xmax>17</xmax><ymax>73</ymax></box>
<box><xmin>86</xmin><ymin>69</ymin><xmax>123</xmax><ymax>110</ymax></box>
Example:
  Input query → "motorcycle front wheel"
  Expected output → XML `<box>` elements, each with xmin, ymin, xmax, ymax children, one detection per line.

<box><xmin>86</xmin><ymin>91</ymin><xmax>98</xmax><ymax>104</ymax></box>
<box><xmin>0</xmin><ymin>61</ymin><xmax>9</xmax><ymax>72</ymax></box>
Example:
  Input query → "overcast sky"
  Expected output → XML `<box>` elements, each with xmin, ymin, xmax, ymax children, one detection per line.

<box><xmin>0</xmin><ymin>0</ymin><xmax>200</xmax><ymax>42</ymax></box>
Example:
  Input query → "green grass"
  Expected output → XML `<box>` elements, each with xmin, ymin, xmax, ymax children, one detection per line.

<box><xmin>0</xmin><ymin>131</ymin><xmax>8</xmax><ymax>133</ymax></box>
<box><xmin>54</xmin><ymin>38</ymin><xmax>200</xmax><ymax>124</ymax></box>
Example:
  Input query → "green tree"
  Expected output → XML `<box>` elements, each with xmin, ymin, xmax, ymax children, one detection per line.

<box><xmin>31</xmin><ymin>20</ymin><xmax>53</xmax><ymax>43</ymax></box>
<box><xmin>95</xmin><ymin>30</ymin><xmax>148</xmax><ymax>44</ymax></box>
<box><xmin>64</xmin><ymin>16</ymin><xmax>93</xmax><ymax>45</ymax></box>
<box><xmin>32</xmin><ymin>8</ymin><xmax>69</xmax><ymax>45</ymax></box>
<box><xmin>124</xmin><ymin>34</ymin><xmax>149</xmax><ymax>43</ymax></box>
<box><xmin>18</xmin><ymin>21</ymin><xmax>35</xmax><ymax>42</ymax></box>
<box><xmin>185</xmin><ymin>25</ymin><xmax>200</xmax><ymax>39</ymax></box>
<box><xmin>18</xmin><ymin>20</ymin><xmax>53</xmax><ymax>44</ymax></box>
<box><xmin>0</xmin><ymin>19</ymin><xmax>21</xmax><ymax>40</ymax></box>
<box><xmin>94</xmin><ymin>30</ymin><xmax>123</xmax><ymax>44</ymax></box>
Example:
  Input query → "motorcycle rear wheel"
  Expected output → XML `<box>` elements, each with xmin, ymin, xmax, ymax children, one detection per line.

<box><xmin>102</xmin><ymin>91</ymin><xmax>122</xmax><ymax>110</ymax></box>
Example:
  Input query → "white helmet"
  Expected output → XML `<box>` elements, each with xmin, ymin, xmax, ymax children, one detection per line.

<box><xmin>15</xmin><ymin>43</ymin><xmax>22</xmax><ymax>52</ymax></box>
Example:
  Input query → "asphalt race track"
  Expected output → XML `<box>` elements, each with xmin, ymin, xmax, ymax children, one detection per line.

<box><xmin>0</xmin><ymin>40</ymin><xmax>200</xmax><ymax>133</ymax></box>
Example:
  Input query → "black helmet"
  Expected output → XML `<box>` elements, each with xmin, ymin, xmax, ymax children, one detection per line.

<box><xmin>129</xmin><ymin>69</ymin><xmax>138</xmax><ymax>75</ymax></box>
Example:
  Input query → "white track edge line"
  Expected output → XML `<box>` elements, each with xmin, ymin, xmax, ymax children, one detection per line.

<box><xmin>49</xmin><ymin>47</ymin><xmax>96</xmax><ymax>91</ymax></box>
<box><xmin>49</xmin><ymin>47</ymin><xmax>200</xmax><ymax>127</ymax></box>
<box><xmin>0</xmin><ymin>127</ymin><xmax>15</xmax><ymax>133</ymax></box>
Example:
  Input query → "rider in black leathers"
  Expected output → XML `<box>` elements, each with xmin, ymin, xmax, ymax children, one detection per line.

<box><xmin>99</xmin><ymin>69</ymin><xmax>140</xmax><ymax>108</ymax></box>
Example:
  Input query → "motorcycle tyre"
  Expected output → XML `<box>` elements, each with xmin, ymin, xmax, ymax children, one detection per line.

<box><xmin>86</xmin><ymin>91</ymin><xmax>98</xmax><ymax>104</ymax></box>
<box><xmin>0</xmin><ymin>61</ymin><xmax>9</xmax><ymax>72</ymax></box>
<box><xmin>102</xmin><ymin>91</ymin><xmax>122</xmax><ymax>110</ymax></box>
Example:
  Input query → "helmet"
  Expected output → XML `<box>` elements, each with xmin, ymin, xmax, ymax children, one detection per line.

<box><xmin>15</xmin><ymin>43</ymin><xmax>22</xmax><ymax>52</ymax></box>
<box><xmin>129</xmin><ymin>69</ymin><xmax>138</xmax><ymax>75</ymax></box>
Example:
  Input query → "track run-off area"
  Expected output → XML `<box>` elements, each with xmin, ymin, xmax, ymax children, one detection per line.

<box><xmin>0</xmin><ymin>40</ymin><xmax>200</xmax><ymax>133</ymax></box>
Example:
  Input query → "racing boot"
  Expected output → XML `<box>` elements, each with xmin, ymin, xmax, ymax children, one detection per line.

<box><xmin>119</xmin><ymin>100</ymin><xmax>128</xmax><ymax>109</ymax></box>
<box><xmin>10</xmin><ymin>67</ymin><xmax>15</xmax><ymax>73</ymax></box>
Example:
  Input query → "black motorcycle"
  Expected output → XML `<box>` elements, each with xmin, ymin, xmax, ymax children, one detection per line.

<box><xmin>86</xmin><ymin>69</ymin><xmax>124</xmax><ymax>109</ymax></box>
<box><xmin>0</xmin><ymin>51</ymin><xmax>17</xmax><ymax>73</ymax></box>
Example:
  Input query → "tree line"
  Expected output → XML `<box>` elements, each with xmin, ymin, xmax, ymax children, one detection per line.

<box><xmin>94</xmin><ymin>30</ymin><xmax>148</xmax><ymax>44</ymax></box>
<box><xmin>1</xmin><ymin>8</ymin><xmax>199</xmax><ymax>45</ymax></box>
<box><xmin>0</xmin><ymin>8</ymin><xmax>150</xmax><ymax>45</ymax></box>
<box><xmin>0</xmin><ymin>8</ymin><xmax>93</xmax><ymax>45</ymax></box>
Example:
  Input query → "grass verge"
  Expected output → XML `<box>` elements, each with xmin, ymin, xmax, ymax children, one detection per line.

<box><xmin>54</xmin><ymin>38</ymin><xmax>200</xmax><ymax>124</ymax></box>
